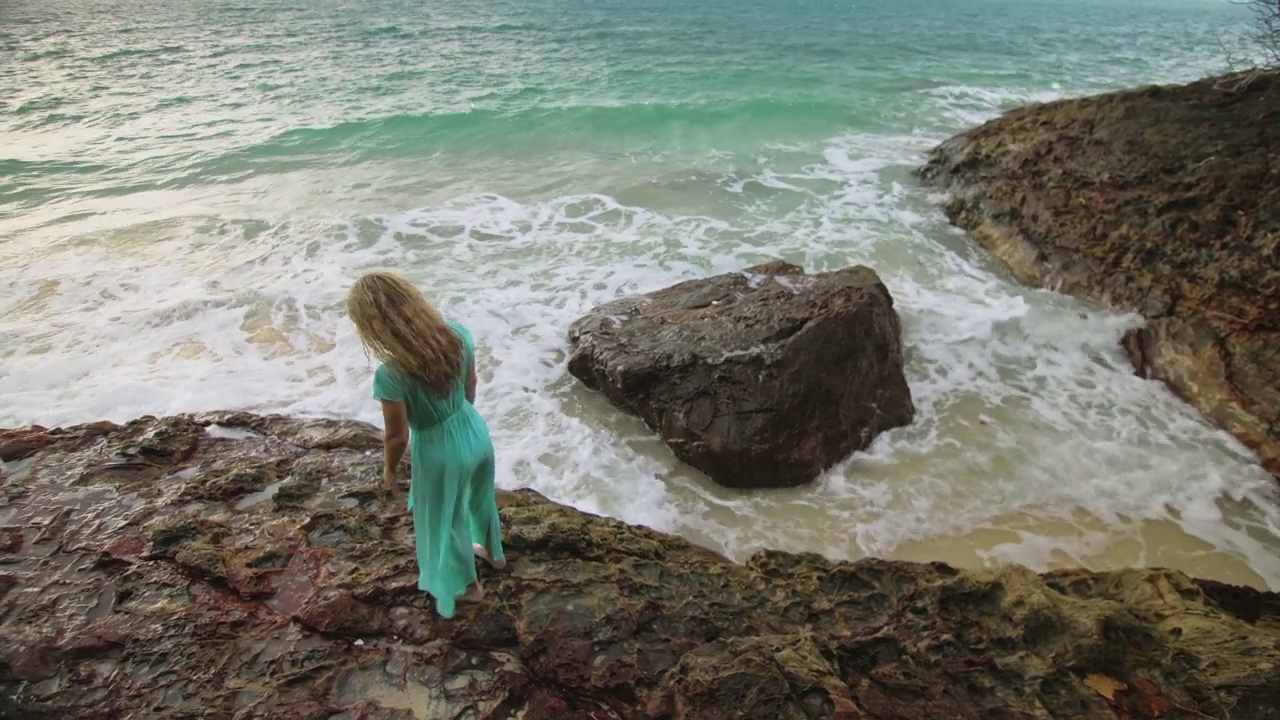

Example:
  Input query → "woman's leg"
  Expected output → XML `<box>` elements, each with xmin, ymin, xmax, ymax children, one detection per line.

<box><xmin>457</xmin><ymin>578</ymin><xmax>485</xmax><ymax>603</ymax></box>
<box><xmin>467</xmin><ymin>445</ymin><xmax>505</xmax><ymax>566</ymax></box>
<box><xmin>411</xmin><ymin>446</ymin><xmax>474</xmax><ymax>618</ymax></box>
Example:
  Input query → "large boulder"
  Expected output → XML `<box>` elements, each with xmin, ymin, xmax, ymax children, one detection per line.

<box><xmin>566</xmin><ymin>260</ymin><xmax>915</xmax><ymax>489</ymax></box>
<box><xmin>3</xmin><ymin>413</ymin><xmax>1280</xmax><ymax>719</ymax></box>
<box><xmin>917</xmin><ymin>70</ymin><xmax>1280</xmax><ymax>480</ymax></box>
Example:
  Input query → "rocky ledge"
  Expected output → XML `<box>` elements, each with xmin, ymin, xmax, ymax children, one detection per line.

<box><xmin>567</xmin><ymin>260</ymin><xmax>914</xmax><ymax>489</ymax></box>
<box><xmin>2</xmin><ymin>413</ymin><xmax>1279</xmax><ymax>719</ymax></box>
<box><xmin>917</xmin><ymin>70</ymin><xmax>1280</xmax><ymax>479</ymax></box>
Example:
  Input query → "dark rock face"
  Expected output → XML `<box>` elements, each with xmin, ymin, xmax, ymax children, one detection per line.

<box><xmin>566</xmin><ymin>260</ymin><xmax>915</xmax><ymax>489</ymax></box>
<box><xmin>3</xmin><ymin>413</ymin><xmax>1280</xmax><ymax>719</ymax></box>
<box><xmin>917</xmin><ymin>70</ymin><xmax>1280</xmax><ymax>479</ymax></box>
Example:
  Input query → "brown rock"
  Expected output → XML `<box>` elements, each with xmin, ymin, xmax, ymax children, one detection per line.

<box><xmin>0</xmin><ymin>426</ymin><xmax>52</xmax><ymax>462</ymax></box>
<box><xmin>295</xmin><ymin>589</ymin><xmax>391</xmax><ymax>637</ymax></box>
<box><xmin>0</xmin><ymin>527</ymin><xmax>21</xmax><ymax>554</ymax></box>
<box><xmin>566</xmin><ymin>260</ymin><xmax>915</xmax><ymax>488</ymax></box>
<box><xmin>0</xmin><ymin>420</ymin><xmax>117</xmax><ymax>463</ymax></box>
<box><xmin>917</xmin><ymin>69</ymin><xmax>1280</xmax><ymax>479</ymax></box>
<box><xmin>1</xmin><ymin>413</ymin><xmax>1279</xmax><ymax>718</ymax></box>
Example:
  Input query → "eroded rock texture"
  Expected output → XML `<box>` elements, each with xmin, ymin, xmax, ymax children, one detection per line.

<box><xmin>918</xmin><ymin>70</ymin><xmax>1280</xmax><ymax>479</ymax></box>
<box><xmin>567</xmin><ymin>260</ymin><xmax>914</xmax><ymax>489</ymax></box>
<box><xmin>1</xmin><ymin>413</ymin><xmax>1279</xmax><ymax>719</ymax></box>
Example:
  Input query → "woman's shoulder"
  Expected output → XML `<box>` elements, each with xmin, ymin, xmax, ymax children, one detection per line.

<box><xmin>372</xmin><ymin>361</ymin><xmax>407</xmax><ymax>397</ymax></box>
<box><xmin>373</xmin><ymin>361</ymin><xmax>398</xmax><ymax>381</ymax></box>
<box><xmin>445</xmin><ymin>318</ymin><xmax>473</xmax><ymax>344</ymax></box>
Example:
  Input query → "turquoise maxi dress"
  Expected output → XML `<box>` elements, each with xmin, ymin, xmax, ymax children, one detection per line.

<box><xmin>371</xmin><ymin>320</ymin><xmax>505</xmax><ymax>618</ymax></box>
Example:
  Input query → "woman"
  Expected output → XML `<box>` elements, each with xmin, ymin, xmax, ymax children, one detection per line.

<box><xmin>346</xmin><ymin>271</ymin><xmax>505</xmax><ymax>617</ymax></box>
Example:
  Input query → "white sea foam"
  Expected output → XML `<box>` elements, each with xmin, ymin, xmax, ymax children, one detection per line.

<box><xmin>3</xmin><ymin>124</ymin><xmax>1279</xmax><ymax>590</ymax></box>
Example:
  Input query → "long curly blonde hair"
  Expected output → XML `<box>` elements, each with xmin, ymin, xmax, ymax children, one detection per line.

<box><xmin>346</xmin><ymin>271</ymin><xmax>464</xmax><ymax>394</ymax></box>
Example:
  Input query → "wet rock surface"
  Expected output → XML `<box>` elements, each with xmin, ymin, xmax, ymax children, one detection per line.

<box><xmin>2</xmin><ymin>413</ymin><xmax>1280</xmax><ymax>719</ymax></box>
<box><xmin>567</xmin><ymin>260</ymin><xmax>915</xmax><ymax>489</ymax></box>
<box><xmin>918</xmin><ymin>70</ymin><xmax>1280</xmax><ymax>479</ymax></box>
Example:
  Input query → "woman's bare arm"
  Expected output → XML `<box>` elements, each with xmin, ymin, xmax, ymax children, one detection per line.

<box><xmin>465</xmin><ymin>359</ymin><xmax>477</xmax><ymax>404</ymax></box>
<box><xmin>380</xmin><ymin>399</ymin><xmax>409</xmax><ymax>489</ymax></box>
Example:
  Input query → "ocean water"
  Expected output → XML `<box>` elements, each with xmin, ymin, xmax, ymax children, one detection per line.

<box><xmin>4</xmin><ymin>0</ymin><xmax>1280</xmax><ymax>589</ymax></box>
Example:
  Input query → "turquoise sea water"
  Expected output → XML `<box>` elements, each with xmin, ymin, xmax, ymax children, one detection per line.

<box><xmin>4</xmin><ymin>0</ymin><xmax>1280</xmax><ymax>587</ymax></box>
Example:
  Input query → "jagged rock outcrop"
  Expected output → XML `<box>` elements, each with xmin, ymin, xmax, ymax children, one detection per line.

<box><xmin>2</xmin><ymin>413</ymin><xmax>1279</xmax><ymax>718</ymax></box>
<box><xmin>566</xmin><ymin>260</ymin><xmax>914</xmax><ymax>489</ymax></box>
<box><xmin>917</xmin><ymin>70</ymin><xmax>1280</xmax><ymax>479</ymax></box>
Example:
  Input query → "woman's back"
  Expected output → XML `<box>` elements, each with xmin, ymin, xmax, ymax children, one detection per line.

<box><xmin>372</xmin><ymin>320</ymin><xmax>475</xmax><ymax>432</ymax></box>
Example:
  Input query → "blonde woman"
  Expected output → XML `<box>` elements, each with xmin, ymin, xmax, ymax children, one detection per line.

<box><xmin>346</xmin><ymin>272</ymin><xmax>505</xmax><ymax>617</ymax></box>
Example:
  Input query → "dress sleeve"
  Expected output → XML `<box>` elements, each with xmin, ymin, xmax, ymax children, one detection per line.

<box><xmin>372</xmin><ymin>364</ymin><xmax>406</xmax><ymax>402</ymax></box>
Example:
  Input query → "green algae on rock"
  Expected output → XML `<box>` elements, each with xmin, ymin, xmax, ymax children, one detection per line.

<box><xmin>917</xmin><ymin>70</ymin><xmax>1280</xmax><ymax>480</ymax></box>
<box><xmin>2</xmin><ymin>413</ymin><xmax>1279</xmax><ymax>718</ymax></box>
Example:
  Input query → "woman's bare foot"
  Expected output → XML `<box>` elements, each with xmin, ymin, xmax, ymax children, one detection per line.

<box><xmin>473</xmin><ymin>543</ymin><xmax>506</xmax><ymax>570</ymax></box>
<box><xmin>457</xmin><ymin>580</ymin><xmax>485</xmax><ymax>604</ymax></box>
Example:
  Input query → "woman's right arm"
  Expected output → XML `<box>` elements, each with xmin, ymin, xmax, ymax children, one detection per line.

<box><xmin>464</xmin><ymin>359</ymin><xmax>477</xmax><ymax>404</ymax></box>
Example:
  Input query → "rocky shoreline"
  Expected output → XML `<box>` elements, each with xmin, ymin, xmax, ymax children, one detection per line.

<box><xmin>5</xmin><ymin>70</ymin><xmax>1280</xmax><ymax>720</ymax></box>
<box><xmin>2</xmin><ymin>412</ymin><xmax>1279</xmax><ymax>719</ymax></box>
<box><xmin>918</xmin><ymin>70</ymin><xmax>1280</xmax><ymax>480</ymax></box>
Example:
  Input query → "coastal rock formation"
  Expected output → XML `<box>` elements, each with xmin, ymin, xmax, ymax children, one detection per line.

<box><xmin>3</xmin><ymin>413</ymin><xmax>1280</xmax><ymax>719</ymax></box>
<box><xmin>566</xmin><ymin>260</ymin><xmax>914</xmax><ymax>489</ymax></box>
<box><xmin>917</xmin><ymin>70</ymin><xmax>1280</xmax><ymax>479</ymax></box>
